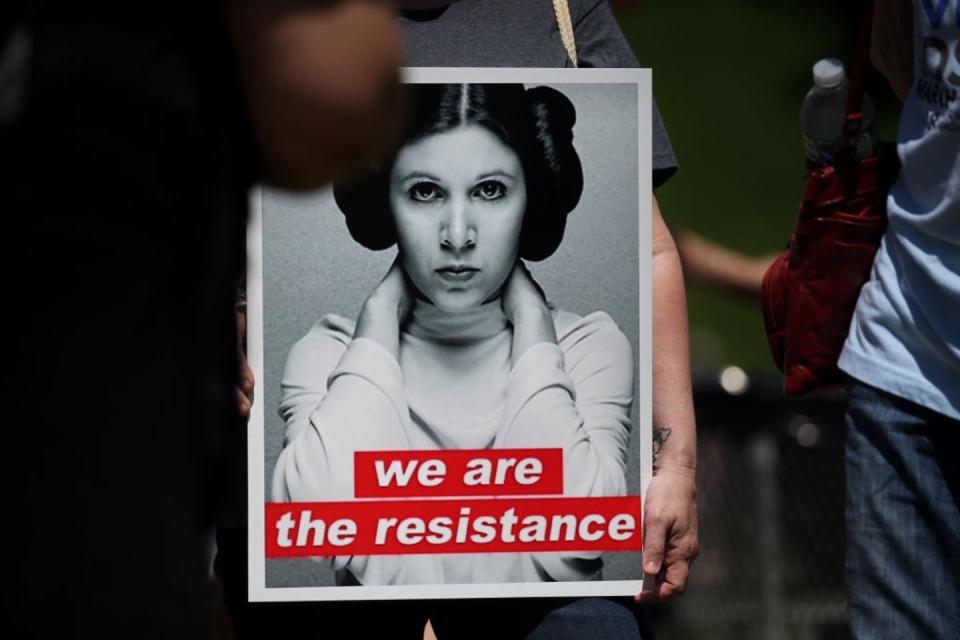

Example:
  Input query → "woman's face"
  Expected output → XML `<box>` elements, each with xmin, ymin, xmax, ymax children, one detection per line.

<box><xmin>389</xmin><ymin>124</ymin><xmax>527</xmax><ymax>311</ymax></box>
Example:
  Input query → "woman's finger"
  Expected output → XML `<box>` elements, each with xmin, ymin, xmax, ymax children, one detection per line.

<box><xmin>235</xmin><ymin>387</ymin><xmax>252</xmax><ymax>418</ymax></box>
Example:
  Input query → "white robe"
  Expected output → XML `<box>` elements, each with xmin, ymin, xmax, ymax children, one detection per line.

<box><xmin>272</xmin><ymin>300</ymin><xmax>634</xmax><ymax>585</ymax></box>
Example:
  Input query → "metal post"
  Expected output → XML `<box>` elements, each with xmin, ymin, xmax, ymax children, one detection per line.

<box><xmin>751</xmin><ymin>432</ymin><xmax>786</xmax><ymax>640</ymax></box>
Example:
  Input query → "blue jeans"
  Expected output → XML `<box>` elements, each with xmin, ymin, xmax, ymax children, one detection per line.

<box><xmin>845</xmin><ymin>379</ymin><xmax>960</xmax><ymax>639</ymax></box>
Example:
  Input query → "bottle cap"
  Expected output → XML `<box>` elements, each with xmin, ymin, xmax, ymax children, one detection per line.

<box><xmin>813</xmin><ymin>58</ymin><xmax>846</xmax><ymax>88</ymax></box>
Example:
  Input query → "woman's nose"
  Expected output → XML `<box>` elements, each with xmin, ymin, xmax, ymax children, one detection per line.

<box><xmin>439</xmin><ymin>198</ymin><xmax>476</xmax><ymax>251</ymax></box>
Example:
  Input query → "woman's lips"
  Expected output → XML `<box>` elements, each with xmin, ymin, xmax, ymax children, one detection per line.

<box><xmin>435</xmin><ymin>266</ymin><xmax>479</xmax><ymax>283</ymax></box>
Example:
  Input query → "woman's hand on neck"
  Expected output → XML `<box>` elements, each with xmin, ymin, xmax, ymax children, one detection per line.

<box><xmin>355</xmin><ymin>257</ymin><xmax>415</xmax><ymax>360</ymax></box>
<box><xmin>501</xmin><ymin>261</ymin><xmax>557</xmax><ymax>367</ymax></box>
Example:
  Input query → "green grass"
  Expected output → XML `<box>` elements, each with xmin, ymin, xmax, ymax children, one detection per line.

<box><xmin>619</xmin><ymin>0</ymin><xmax>900</xmax><ymax>372</ymax></box>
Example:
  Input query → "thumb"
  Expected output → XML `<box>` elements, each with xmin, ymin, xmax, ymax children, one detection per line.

<box><xmin>642</xmin><ymin>512</ymin><xmax>668</xmax><ymax>576</ymax></box>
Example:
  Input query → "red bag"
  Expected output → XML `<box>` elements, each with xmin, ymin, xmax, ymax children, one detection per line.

<box><xmin>761</xmin><ymin>0</ymin><xmax>898</xmax><ymax>395</ymax></box>
<box><xmin>762</xmin><ymin>154</ymin><xmax>897</xmax><ymax>395</ymax></box>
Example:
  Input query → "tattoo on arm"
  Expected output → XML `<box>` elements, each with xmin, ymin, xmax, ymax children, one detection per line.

<box><xmin>652</xmin><ymin>426</ymin><xmax>672</xmax><ymax>466</ymax></box>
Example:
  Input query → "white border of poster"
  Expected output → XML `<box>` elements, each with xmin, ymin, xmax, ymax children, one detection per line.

<box><xmin>247</xmin><ymin>67</ymin><xmax>652</xmax><ymax>602</ymax></box>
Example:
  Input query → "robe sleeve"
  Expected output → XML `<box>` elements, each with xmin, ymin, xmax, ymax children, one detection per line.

<box><xmin>496</xmin><ymin>312</ymin><xmax>634</xmax><ymax>498</ymax></box>
<box><xmin>495</xmin><ymin>311</ymin><xmax>635</xmax><ymax>582</ymax></box>
<box><xmin>272</xmin><ymin>316</ymin><xmax>411</xmax><ymax>503</ymax></box>
<box><xmin>271</xmin><ymin>316</ymin><xmax>420</xmax><ymax>582</ymax></box>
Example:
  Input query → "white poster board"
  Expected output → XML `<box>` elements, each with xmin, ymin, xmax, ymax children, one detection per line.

<box><xmin>248</xmin><ymin>68</ymin><xmax>652</xmax><ymax>601</ymax></box>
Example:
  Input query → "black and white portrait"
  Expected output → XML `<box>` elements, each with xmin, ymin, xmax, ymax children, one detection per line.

<box><xmin>249</xmin><ymin>70</ymin><xmax>652</xmax><ymax>600</ymax></box>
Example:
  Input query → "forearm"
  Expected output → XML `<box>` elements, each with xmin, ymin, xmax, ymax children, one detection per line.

<box><xmin>675</xmin><ymin>230</ymin><xmax>778</xmax><ymax>301</ymax></box>
<box><xmin>499</xmin><ymin>308</ymin><xmax>633</xmax><ymax>496</ymax></box>
<box><xmin>652</xmin><ymin>197</ymin><xmax>696</xmax><ymax>478</ymax></box>
<box><xmin>353</xmin><ymin>259</ymin><xmax>413</xmax><ymax>360</ymax></box>
<box><xmin>354</xmin><ymin>298</ymin><xmax>404</xmax><ymax>361</ymax></box>
<box><xmin>274</xmin><ymin>372</ymin><xmax>408</xmax><ymax>501</ymax></box>
<box><xmin>509</xmin><ymin>303</ymin><xmax>558</xmax><ymax>367</ymax></box>
<box><xmin>274</xmin><ymin>334</ymin><xmax>411</xmax><ymax>501</ymax></box>
<box><xmin>498</xmin><ymin>345</ymin><xmax>631</xmax><ymax>496</ymax></box>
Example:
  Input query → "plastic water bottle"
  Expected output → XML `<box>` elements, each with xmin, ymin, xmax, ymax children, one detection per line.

<box><xmin>800</xmin><ymin>58</ymin><xmax>877</xmax><ymax>168</ymax></box>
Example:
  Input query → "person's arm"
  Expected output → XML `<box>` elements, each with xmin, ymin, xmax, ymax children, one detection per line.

<box><xmin>228</xmin><ymin>0</ymin><xmax>404</xmax><ymax>189</ymax></box>
<box><xmin>352</xmin><ymin>258</ymin><xmax>415</xmax><ymax>361</ymax></box>
<box><xmin>271</xmin><ymin>262</ymin><xmax>425</xmax><ymax>585</ymax></box>
<box><xmin>270</xmin><ymin>315</ymin><xmax>414</xmax><ymax>583</ymax></box>
<box><xmin>675</xmin><ymin>229</ymin><xmax>780</xmax><ymax>301</ymax></box>
<box><xmin>497</xmin><ymin>262</ymin><xmax>634</xmax><ymax>582</ymax></box>
<box><xmin>871</xmin><ymin>0</ymin><xmax>914</xmax><ymax>102</ymax></box>
<box><xmin>271</xmin><ymin>319</ymin><xmax>411</xmax><ymax>503</ymax></box>
<box><xmin>636</xmin><ymin>195</ymin><xmax>699</xmax><ymax>602</ymax></box>
<box><xmin>272</xmin><ymin>260</ymin><xmax>416</xmax><ymax>502</ymax></box>
<box><xmin>497</xmin><ymin>262</ymin><xmax>633</xmax><ymax>499</ymax></box>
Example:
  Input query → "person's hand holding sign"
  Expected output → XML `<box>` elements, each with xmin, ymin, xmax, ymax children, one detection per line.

<box><xmin>637</xmin><ymin>196</ymin><xmax>700</xmax><ymax>602</ymax></box>
<box><xmin>637</xmin><ymin>463</ymin><xmax>698</xmax><ymax>602</ymax></box>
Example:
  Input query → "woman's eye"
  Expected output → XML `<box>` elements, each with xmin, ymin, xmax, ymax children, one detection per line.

<box><xmin>473</xmin><ymin>180</ymin><xmax>507</xmax><ymax>201</ymax></box>
<box><xmin>409</xmin><ymin>182</ymin><xmax>443</xmax><ymax>203</ymax></box>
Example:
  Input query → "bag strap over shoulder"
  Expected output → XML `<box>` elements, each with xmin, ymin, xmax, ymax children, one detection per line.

<box><xmin>552</xmin><ymin>0</ymin><xmax>578</xmax><ymax>67</ymax></box>
<box><xmin>843</xmin><ymin>0</ymin><xmax>875</xmax><ymax>139</ymax></box>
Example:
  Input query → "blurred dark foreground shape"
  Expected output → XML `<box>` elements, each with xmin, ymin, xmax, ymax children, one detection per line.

<box><xmin>0</xmin><ymin>1</ymin><xmax>402</xmax><ymax>636</ymax></box>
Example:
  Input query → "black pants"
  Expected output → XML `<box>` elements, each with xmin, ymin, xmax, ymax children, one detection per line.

<box><xmin>216</xmin><ymin>527</ymin><xmax>655</xmax><ymax>639</ymax></box>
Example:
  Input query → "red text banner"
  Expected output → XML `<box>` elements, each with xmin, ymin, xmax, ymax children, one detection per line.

<box><xmin>354</xmin><ymin>448</ymin><xmax>564</xmax><ymax>498</ymax></box>
<box><xmin>266</xmin><ymin>496</ymin><xmax>642</xmax><ymax>558</ymax></box>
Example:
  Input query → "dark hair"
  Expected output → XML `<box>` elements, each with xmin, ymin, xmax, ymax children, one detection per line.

<box><xmin>333</xmin><ymin>84</ymin><xmax>583</xmax><ymax>261</ymax></box>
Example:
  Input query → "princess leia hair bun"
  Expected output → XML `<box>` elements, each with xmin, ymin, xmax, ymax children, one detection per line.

<box><xmin>334</xmin><ymin>83</ymin><xmax>584</xmax><ymax>261</ymax></box>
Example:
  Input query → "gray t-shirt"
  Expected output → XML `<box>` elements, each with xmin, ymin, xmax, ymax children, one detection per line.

<box><xmin>400</xmin><ymin>0</ymin><xmax>677</xmax><ymax>187</ymax></box>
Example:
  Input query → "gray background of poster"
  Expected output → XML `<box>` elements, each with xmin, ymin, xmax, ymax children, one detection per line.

<box><xmin>261</xmin><ymin>83</ymin><xmax>644</xmax><ymax>587</ymax></box>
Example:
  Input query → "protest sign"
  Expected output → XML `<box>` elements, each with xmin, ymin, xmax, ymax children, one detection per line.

<box><xmin>247</xmin><ymin>68</ymin><xmax>652</xmax><ymax>601</ymax></box>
